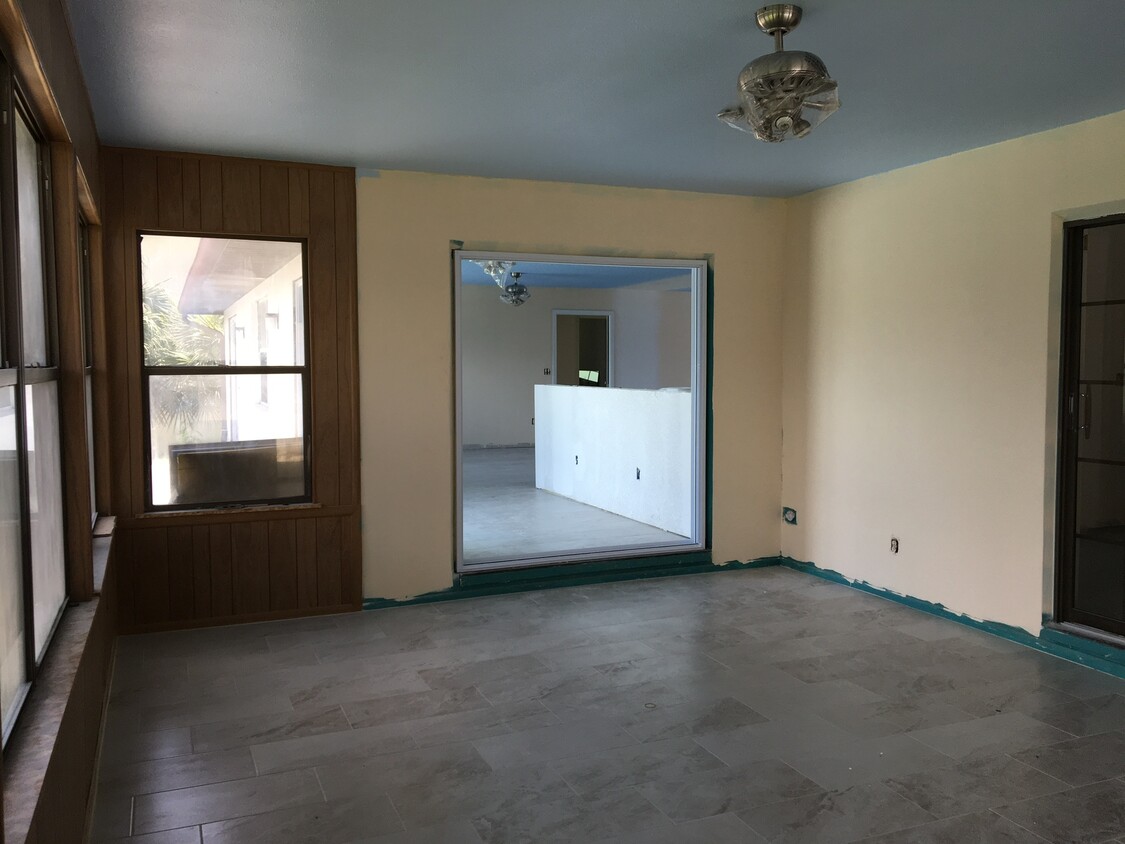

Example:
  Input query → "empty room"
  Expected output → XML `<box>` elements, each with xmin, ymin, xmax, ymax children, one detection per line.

<box><xmin>2</xmin><ymin>1</ymin><xmax>1125</xmax><ymax>843</ymax></box>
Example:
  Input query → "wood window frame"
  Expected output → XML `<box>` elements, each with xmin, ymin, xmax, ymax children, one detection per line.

<box><xmin>136</xmin><ymin>230</ymin><xmax>314</xmax><ymax>513</ymax></box>
<box><xmin>0</xmin><ymin>55</ymin><xmax>70</xmax><ymax>746</ymax></box>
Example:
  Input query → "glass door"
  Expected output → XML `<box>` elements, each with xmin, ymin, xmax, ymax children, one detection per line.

<box><xmin>1058</xmin><ymin>218</ymin><xmax>1125</xmax><ymax>636</ymax></box>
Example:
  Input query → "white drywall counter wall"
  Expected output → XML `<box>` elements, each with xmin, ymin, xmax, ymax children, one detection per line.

<box><xmin>461</xmin><ymin>284</ymin><xmax>690</xmax><ymax>447</ymax></box>
<box><xmin>534</xmin><ymin>385</ymin><xmax>692</xmax><ymax>536</ymax></box>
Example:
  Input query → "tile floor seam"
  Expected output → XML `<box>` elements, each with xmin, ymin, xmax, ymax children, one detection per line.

<box><xmin>997</xmin><ymin>751</ymin><xmax>1080</xmax><ymax>790</ymax></box>
<box><xmin>984</xmin><ymin>806</ymin><xmax>1056</xmax><ymax>843</ymax></box>
<box><xmin>382</xmin><ymin>780</ymin><xmax>409</xmax><ymax>836</ymax></box>
<box><xmin>471</xmin><ymin>682</ymin><xmax>497</xmax><ymax>707</ymax></box>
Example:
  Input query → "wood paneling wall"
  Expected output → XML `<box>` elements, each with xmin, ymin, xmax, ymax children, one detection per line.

<box><xmin>101</xmin><ymin>148</ymin><xmax>362</xmax><ymax>632</ymax></box>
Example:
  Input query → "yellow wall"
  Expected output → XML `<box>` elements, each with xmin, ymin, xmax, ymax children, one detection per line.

<box><xmin>357</xmin><ymin>172</ymin><xmax>787</xmax><ymax>599</ymax></box>
<box><xmin>782</xmin><ymin>109</ymin><xmax>1125</xmax><ymax>632</ymax></box>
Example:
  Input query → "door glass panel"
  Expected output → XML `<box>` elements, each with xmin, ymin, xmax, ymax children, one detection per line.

<box><xmin>16</xmin><ymin>111</ymin><xmax>48</xmax><ymax>365</ymax></box>
<box><xmin>1080</xmin><ymin>303</ymin><xmax>1125</xmax><ymax>383</ymax></box>
<box><xmin>0</xmin><ymin>386</ymin><xmax>26</xmax><ymax>739</ymax></box>
<box><xmin>1074</xmin><ymin>537</ymin><xmax>1125</xmax><ymax>623</ymax></box>
<box><xmin>1083</xmin><ymin>226</ymin><xmax>1125</xmax><ymax>302</ymax></box>
<box><xmin>25</xmin><ymin>381</ymin><xmax>65</xmax><ymax>661</ymax></box>
<box><xmin>458</xmin><ymin>255</ymin><xmax>705</xmax><ymax>570</ymax></box>
<box><xmin>1077</xmin><ymin>384</ymin><xmax>1125</xmax><ymax>464</ymax></box>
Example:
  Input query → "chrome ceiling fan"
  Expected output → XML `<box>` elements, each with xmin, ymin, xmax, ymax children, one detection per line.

<box><xmin>719</xmin><ymin>4</ymin><xmax>840</xmax><ymax>142</ymax></box>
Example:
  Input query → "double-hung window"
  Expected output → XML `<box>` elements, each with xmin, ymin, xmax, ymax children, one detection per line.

<box><xmin>139</xmin><ymin>234</ymin><xmax>311</xmax><ymax>510</ymax></box>
<box><xmin>1</xmin><ymin>89</ymin><xmax>67</xmax><ymax>745</ymax></box>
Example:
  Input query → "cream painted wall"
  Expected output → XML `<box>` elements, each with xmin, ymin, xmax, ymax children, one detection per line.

<box><xmin>358</xmin><ymin>172</ymin><xmax>786</xmax><ymax>599</ymax></box>
<box><xmin>461</xmin><ymin>283</ymin><xmax>691</xmax><ymax>447</ymax></box>
<box><xmin>781</xmin><ymin>110</ymin><xmax>1125</xmax><ymax>633</ymax></box>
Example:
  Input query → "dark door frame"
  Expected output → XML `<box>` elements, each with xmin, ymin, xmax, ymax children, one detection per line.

<box><xmin>1055</xmin><ymin>212</ymin><xmax>1125</xmax><ymax>639</ymax></box>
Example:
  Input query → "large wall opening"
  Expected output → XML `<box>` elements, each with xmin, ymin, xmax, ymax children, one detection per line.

<box><xmin>455</xmin><ymin>252</ymin><xmax>708</xmax><ymax>572</ymax></box>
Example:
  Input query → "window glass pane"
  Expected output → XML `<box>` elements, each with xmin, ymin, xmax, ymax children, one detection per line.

<box><xmin>86</xmin><ymin>371</ymin><xmax>96</xmax><ymax>524</ymax></box>
<box><xmin>16</xmin><ymin>112</ymin><xmax>48</xmax><ymax>365</ymax></box>
<box><xmin>140</xmin><ymin>235</ymin><xmax>304</xmax><ymax>366</ymax></box>
<box><xmin>149</xmin><ymin>373</ymin><xmax>306</xmax><ymax>507</ymax></box>
<box><xmin>0</xmin><ymin>386</ymin><xmax>26</xmax><ymax>739</ymax></box>
<box><xmin>26</xmin><ymin>381</ymin><xmax>65</xmax><ymax>660</ymax></box>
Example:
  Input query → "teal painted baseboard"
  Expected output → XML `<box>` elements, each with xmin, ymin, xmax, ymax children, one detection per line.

<box><xmin>778</xmin><ymin>556</ymin><xmax>1125</xmax><ymax>680</ymax></box>
<box><xmin>363</xmin><ymin>551</ymin><xmax>1125</xmax><ymax>680</ymax></box>
<box><xmin>363</xmin><ymin>554</ymin><xmax>783</xmax><ymax>610</ymax></box>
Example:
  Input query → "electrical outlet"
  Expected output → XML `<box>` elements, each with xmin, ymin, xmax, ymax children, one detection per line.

<box><xmin>890</xmin><ymin>537</ymin><xmax>899</xmax><ymax>554</ymax></box>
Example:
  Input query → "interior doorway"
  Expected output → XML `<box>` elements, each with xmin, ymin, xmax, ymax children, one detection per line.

<box><xmin>1056</xmin><ymin>215</ymin><xmax>1125</xmax><ymax>639</ymax></box>
<box><xmin>553</xmin><ymin>310</ymin><xmax>612</xmax><ymax>387</ymax></box>
<box><xmin>455</xmin><ymin>252</ymin><xmax>707</xmax><ymax>573</ymax></box>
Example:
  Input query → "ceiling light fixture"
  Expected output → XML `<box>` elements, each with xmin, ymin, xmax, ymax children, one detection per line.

<box><xmin>718</xmin><ymin>4</ymin><xmax>839</xmax><ymax>142</ymax></box>
<box><xmin>475</xmin><ymin>260</ymin><xmax>531</xmax><ymax>306</ymax></box>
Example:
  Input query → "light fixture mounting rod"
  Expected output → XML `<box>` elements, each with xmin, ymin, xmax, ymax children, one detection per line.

<box><xmin>755</xmin><ymin>4</ymin><xmax>803</xmax><ymax>43</ymax></box>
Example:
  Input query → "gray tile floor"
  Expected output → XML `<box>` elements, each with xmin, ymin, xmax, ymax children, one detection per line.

<box><xmin>462</xmin><ymin>447</ymin><xmax>688</xmax><ymax>563</ymax></box>
<box><xmin>90</xmin><ymin>568</ymin><xmax>1125</xmax><ymax>843</ymax></box>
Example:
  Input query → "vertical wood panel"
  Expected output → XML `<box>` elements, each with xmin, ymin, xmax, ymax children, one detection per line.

<box><xmin>156</xmin><ymin>156</ymin><xmax>184</xmax><ymax>230</ymax></box>
<box><xmin>199</xmin><ymin>158</ymin><xmax>223</xmax><ymax>231</ymax></box>
<box><xmin>122</xmin><ymin>152</ymin><xmax>158</xmax><ymax>514</ymax></box>
<box><xmin>288</xmin><ymin>167</ymin><xmax>310</xmax><ymax>235</ymax></box>
<box><xmin>122</xmin><ymin>152</ymin><xmax>159</xmax><ymax>224</ymax></box>
<box><xmin>309</xmin><ymin>169</ymin><xmax>339</xmax><ymax>505</ymax></box>
<box><xmin>295</xmin><ymin>519</ymin><xmax>318</xmax><ymax>608</ymax></box>
<box><xmin>131</xmin><ymin>527</ymin><xmax>170</xmax><ymax>625</ymax></box>
<box><xmin>221</xmin><ymin>159</ymin><xmax>262</xmax><ymax>233</ymax></box>
<box><xmin>260</xmin><ymin>164</ymin><xmax>289</xmax><ymax>234</ymax></box>
<box><xmin>316</xmin><ymin>517</ymin><xmax>342</xmax><ymax>606</ymax></box>
<box><xmin>166</xmin><ymin>525</ymin><xmax>194</xmax><ymax>621</ymax></box>
<box><xmin>334</xmin><ymin>172</ymin><xmax>359</xmax><ymax>509</ymax></box>
<box><xmin>191</xmin><ymin>525</ymin><xmax>212</xmax><ymax>618</ymax></box>
<box><xmin>88</xmin><ymin>225</ymin><xmax>112</xmax><ymax>515</ymax></box>
<box><xmin>181</xmin><ymin>157</ymin><xmax>201</xmax><ymax>230</ymax></box>
<box><xmin>50</xmin><ymin>142</ymin><xmax>94</xmax><ymax>601</ymax></box>
<box><xmin>100</xmin><ymin>150</ymin><xmax>132</xmax><ymax>518</ymax></box>
<box><xmin>268</xmin><ymin>520</ymin><xmax>298</xmax><ymax>611</ymax></box>
<box><xmin>342</xmin><ymin>518</ymin><xmax>362</xmax><ymax>606</ymax></box>
<box><xmin>231</xmin><ymin>522</ymin><xmax>269</xmax><ymax>614</ymax></box>
<box><xmin>209</xmin><ymin>524</ymin><xmax>233</xmax><ymax>617</ymax></box>
<box><xmin>116</xmin><ymin>530</ymin><xmax>135</xmax><ymax>629</ymax></box>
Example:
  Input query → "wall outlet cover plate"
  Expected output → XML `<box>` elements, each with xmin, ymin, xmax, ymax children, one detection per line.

<box><xmin>782</xmin><ymin>507</ymin><xmax>797</xmax><ymax>525</ymax></box>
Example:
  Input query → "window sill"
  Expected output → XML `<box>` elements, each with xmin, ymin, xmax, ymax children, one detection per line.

<box><xmin>2</xmin><ymin>587</ymin><xmax>108</xmax><ymax>842</ymax></box>
<box><xmin>134</xmin><ymin>501</ymin><xmax>323</xmax><ymax>520</ymax></box>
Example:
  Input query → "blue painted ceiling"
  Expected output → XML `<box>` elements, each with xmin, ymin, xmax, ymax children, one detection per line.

<box><xmin>461</xmin><ymin>261</ymin><xmax>691</xmax><ymax>289</ymax></box>
<box><xmin>65</xmin><ymin>0</ymin><xmax>1125</xmax><ymax>197</ymax></box>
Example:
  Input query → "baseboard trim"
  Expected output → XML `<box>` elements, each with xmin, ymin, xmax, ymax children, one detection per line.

<box><xmin>778</xmin><ymin>556</ymin><xmax>1125</xmax><ymax>680</ymax></box>
<box><xmin>363</xmin><ymin>554</ymin><xmax>783</xmax><ymax>610</ymax></box>
<box><xmin>363</xmin><ymin>552</ymin><xmax>1125</xmax><ymax>679</ymax></box>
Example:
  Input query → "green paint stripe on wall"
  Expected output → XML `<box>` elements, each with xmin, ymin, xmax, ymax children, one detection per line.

<box><xmin>362</xmin><ymin>554</ymin><xmax>783</xmax><ymax>610</ymax></box>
